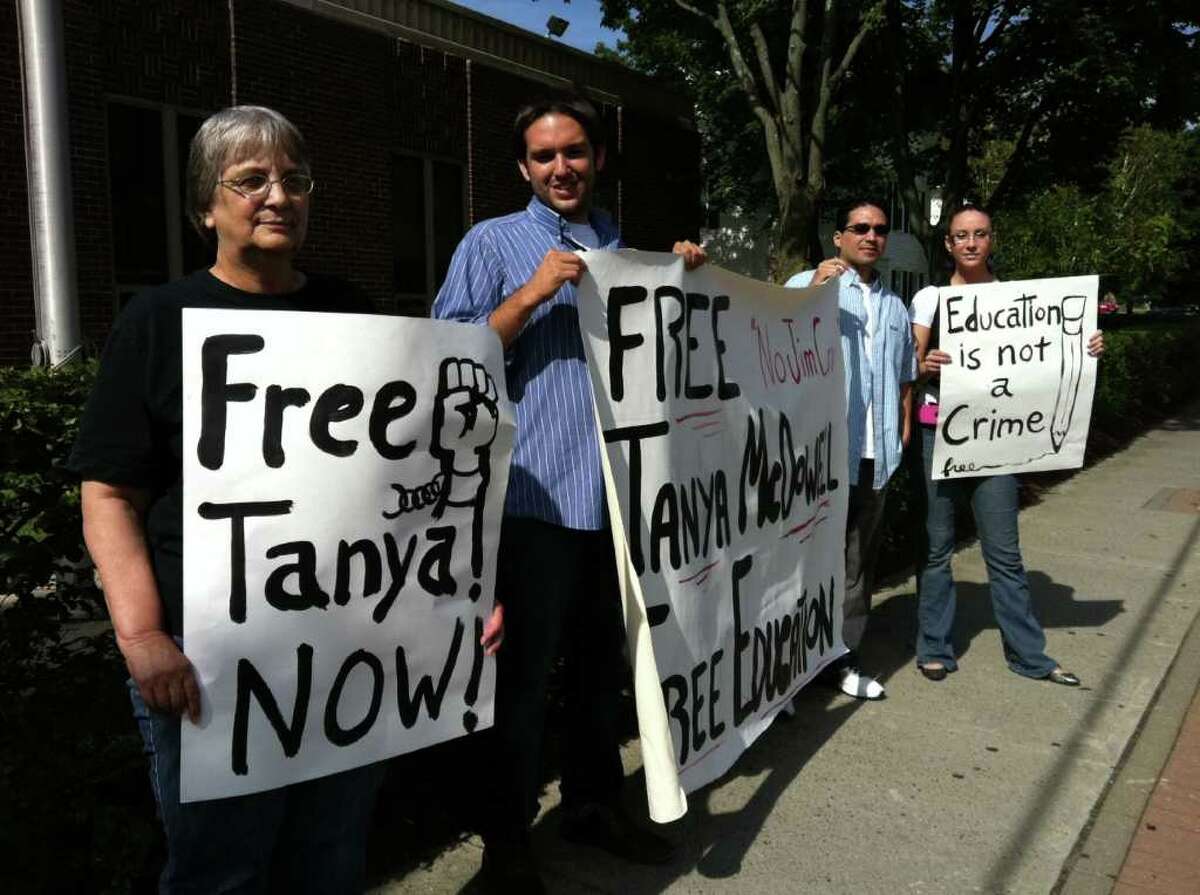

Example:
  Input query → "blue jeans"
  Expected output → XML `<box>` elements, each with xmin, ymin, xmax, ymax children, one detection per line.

<box><xmin>128</xmin><ymin>680</ymin><xmax>385</xmax><ymax>894</ymax></box>
<box><xmin>916</xmin><ymin>426</ymin><xmax>1056</xmax><ymax>678</ymax></box>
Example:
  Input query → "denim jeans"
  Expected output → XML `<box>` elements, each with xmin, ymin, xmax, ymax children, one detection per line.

<box><xmin>128</xmin><ymin>679</ymin><xmax>385</xmax><ymax>894</ymax></box>
<box><xmin>916</xmin><ymin>426</ymin><xmax>1056</xmax><ymax>678</ymax></box>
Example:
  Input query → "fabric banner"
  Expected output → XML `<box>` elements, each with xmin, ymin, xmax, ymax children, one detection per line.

<box><xmin>931</xmin><ymin>275</ymin><xmax>1099</xmax><ymax>480</ymax></box>
<box><xmin>576</xmin><ymin>251</ymin><xmax>849</xmax><ymax>822</ymax></box>
<box><xmin>180</xmin><ymin>309</ymin><xmax>514</xmax><ymax>802</ymax></box>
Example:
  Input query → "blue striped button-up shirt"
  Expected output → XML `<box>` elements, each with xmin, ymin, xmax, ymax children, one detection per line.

<box><xmin>785</xmin><ymin>268</ymin><xmax>916</xmax><ymax>489</ymax></box>
<box><xmin>433</xmin><ymin>197</ymin><xmax>621</xmax><ymax>530</ymax></box>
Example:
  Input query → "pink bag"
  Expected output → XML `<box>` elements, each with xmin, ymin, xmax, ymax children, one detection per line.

<box><xmin>918</xmin><ymin>403</ymin><xmax>939</xmax><ymax>427</ymax></box>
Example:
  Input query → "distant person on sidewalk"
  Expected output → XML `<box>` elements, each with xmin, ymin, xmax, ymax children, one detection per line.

<box><xmin>786</xmin><ymin>199</ymin><xmax>915</xmax><ymax>700</ymax></box>
<box><xmin>434</xmin><ymin>94</ymin><xmax>705</xmax><ymax>894</ymax></box>
<box><xmin>908</xmin><ymin>203</ymin><xmax>1104</xmax><ymax>685</ymax></box>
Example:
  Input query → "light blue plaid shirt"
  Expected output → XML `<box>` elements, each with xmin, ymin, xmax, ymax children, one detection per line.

<box><xmin>433</xmin><ymin>197</ymin><xmax>621</xmax><ymax>530</ymax></box>
<box><xmin>786</xmin><ymin>268</ymin><xmax>916</xmax><ymax>489</ymax></box>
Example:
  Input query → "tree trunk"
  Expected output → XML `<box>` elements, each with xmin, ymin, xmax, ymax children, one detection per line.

<box><xmin>771</xmin><ymin>182</ymin><xmax>818</xmax><ymax>282</ymax></box>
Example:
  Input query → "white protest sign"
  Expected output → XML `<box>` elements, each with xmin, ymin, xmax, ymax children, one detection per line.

<box><xmin>180</xmin><ymin>310</ymin><xmax>514</xmax><ymax>802</ymax></box>
<box><xmin>576</xmin><ymin>251</ymin><xmax>849</xmax><ymax>822</ymax></box>
<box><xmin>932</xmin><ymin>275</ymin><xmax>1098</xmax><ymax>480</ymax></box>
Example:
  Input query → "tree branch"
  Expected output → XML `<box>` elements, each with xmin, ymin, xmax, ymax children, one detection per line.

<box><xmin>978</xmin><ymin>1</ymin><xmax>1021</xmax><ymax>57</ymax></box>
<box><xmin>985</xmin><ymin>95</ymin><xmax>1046</xmax><ymax>208</ymax></box>
<box><xmin>780</xmin><ymin>0</ymin><xmax>809</xmax><ymax>157</ymax></box>
<box><xmin>787</xmin><ymin>0</ymin><xmax>809</xmax><ymax>82</ymax></box>
<box><xmin>671</xmin><ymin>0</ymin><xmax>708</xmax><ymax>19</ymax></box>
<box><xmin>881</xmin><ymin>0</ymin><xmax>928</xmax><ymax>244</ymax></box>
<box><xmin>749</xmin><ymin>20</ymin><xmax>782</xmax><ymax>114</ymax></box>
<box><xmin>709</xmin><ymin>2</ymin><xmax>774</xmax><ymax>125</ymax></box>
<box><xmin>830</xmin><ymin>1</ymin><xmax>884</xmax><ymax>89</ymax></box>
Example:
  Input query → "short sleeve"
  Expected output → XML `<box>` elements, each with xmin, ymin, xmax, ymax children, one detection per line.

<box><xmin>909</xmin><ymin>285</ymin><xmax>939</xmax><ymax>328</ymax></box>
<box><xmin>68</xmin><ymin>301</ymin><xmax>160</xmax><ymax>487</ymax></box>
<box><xmin>784</xmin><ymin>269</ymin><xmax>816</xmax><ymax>289</ymax></box>
<box><xmin>432</xmin><ymin>226</ymin><xmax>503</xmax><ymax>325</ymax></box>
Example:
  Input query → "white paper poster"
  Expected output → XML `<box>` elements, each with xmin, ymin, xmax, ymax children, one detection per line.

<box><xmin>931</xmin><ymin>275</ymin><xmax>1098</xmax><ymax>480</ymax></box>
<box><xmin>576</xmin><ymin>251</ymin><xmax>849</xmax><ymax>822</ymax></box>
<box><xmin>180</xmin><ymin>309</ymin><xmax>514</xmax><ymax>802</ymax></box>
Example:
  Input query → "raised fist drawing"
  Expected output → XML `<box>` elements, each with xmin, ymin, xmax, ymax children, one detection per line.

<box><xmin>429</xmin><ymin>357</ymin><xmax>502</xmax><ymax>580</ymax></box>
<box><xmin>431</xmin><ymin>358</ymin><xmax>500</xmax><ymax>476</ymax></box>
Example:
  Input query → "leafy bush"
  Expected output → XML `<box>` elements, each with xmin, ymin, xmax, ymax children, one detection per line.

<box><xmin>995</xmin><ymin>128</ymin><xmax>1199</xmax><ymax>304</ymax></box>
<box><xmin>1092</xmin><ymin>322</ymin><xmax>1200</xmax><ymax>432</ymax></box>
<box><xmin>0</xmin><ymin>361</ymin><xmax>157</xmax><ymax>893</ymax></box>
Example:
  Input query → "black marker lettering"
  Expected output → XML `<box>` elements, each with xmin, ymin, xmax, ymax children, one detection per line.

<box><xmin>198</xmin><ymin>499</ymin><xmax>293</xmax><ymax>623</ymax></box>
<box><xmin>199</xmin><ymin>334</ymin><xmax>264</xmax><ymax>470</ymax></box>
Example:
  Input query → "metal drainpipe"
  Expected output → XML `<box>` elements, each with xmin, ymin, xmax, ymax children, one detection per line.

<box><xmin>18</xmin><ymin>0</ymin><xmax>81</xmax><ymax>368</ymax></box>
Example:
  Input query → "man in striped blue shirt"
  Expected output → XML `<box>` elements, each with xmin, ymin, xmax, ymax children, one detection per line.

<box><xmin>785</xmin><ymin>199</ymin><xmax>915</xmax><ymax>702</ymax></box>
<box><xmin>434</xmin><ymin>95</ymin><xmax>704</xmax><ymax>894</ymax></box>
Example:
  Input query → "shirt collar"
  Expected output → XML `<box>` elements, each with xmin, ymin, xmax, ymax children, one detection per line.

<box><xmin>524</xmin><ymin>196</ymin><xmax>619</xmax><ymax>248</ymax></box>
<box><xmin>841</xmin><ymin>267</ymin><xmax>883</xmax><ymax>295</ymax></box>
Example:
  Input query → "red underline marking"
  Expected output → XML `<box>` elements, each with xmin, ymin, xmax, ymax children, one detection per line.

<box><xmin>693</xmin><ymin>420</ymin><xmax>722</xmax><ymax>430</ymax></box>
<box><xmin>694</xmin><ymin>571</ymin><xmax>712</xmax><ymax>586</ymax></box>
<box><xmin>781</xmin><ymin>497</ymin><xmax>832</xmax><ymax>539</ymax></box>
<box><xmin>678</xmin><ymin>559</ymin><xmax>720</xmax><ymax>583</ymax></box>
<box><xmin>675</xmin><ymin>408</ymin><xmax>721</xmax><ymax>423</ymax></box>
<box><xmin>794</xmin><ymin>515</ymin><xmax>828</xmax><ymax>544</ymax></box>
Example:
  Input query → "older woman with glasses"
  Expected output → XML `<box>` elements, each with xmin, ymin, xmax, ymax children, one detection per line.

<box><xmin>909</xmin><ymin>203</ymin><xmax>1103</xmax><ymax>687</ymax></box>
<box><xmin>69</xmin><ymin>106</ymin><xmax>383</xmax><ymax>893</ymax></box>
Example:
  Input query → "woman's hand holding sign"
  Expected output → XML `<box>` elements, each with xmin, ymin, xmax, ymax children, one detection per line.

<box><xmin>123</xmin><ymin>630</ymin><xmax>202</xmax><ymax>722</ymax></box>
<box><xmin>922</xmin><ymin>349</ymin><xmax>953</xmax><ymax>376</ymax></box>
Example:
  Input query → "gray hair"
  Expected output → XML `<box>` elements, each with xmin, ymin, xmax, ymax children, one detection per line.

<box><xmin>186</xmin><ymin>105</ymin><xmax>310</xmax><ymax>237</ymax></box>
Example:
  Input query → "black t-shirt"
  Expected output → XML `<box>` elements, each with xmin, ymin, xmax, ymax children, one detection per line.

<box><xmin>68</xmin><ymin>270</ymin><xmax>375</xmax><ymax>636</ymax></box>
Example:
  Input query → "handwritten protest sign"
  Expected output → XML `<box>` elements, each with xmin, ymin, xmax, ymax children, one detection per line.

<box><xmin>576</xmin><ymin>251</ymin><xmax>848</xmax><ymax>822</ymax></box>
<box><xmin>931</xmin><ymin>275</ymin><xmax>1098</xmax><ymax>480</ymax></box>
<box><xmin>180</xmin><ymin>310</ymin><xmax>514</xmax><ymax>802</ymax></box>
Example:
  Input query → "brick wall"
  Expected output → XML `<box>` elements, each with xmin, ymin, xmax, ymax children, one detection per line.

<box><xmin>0</xmin><ymin>0</ymin><xmax>700</xmax><ymax>364</ymax></box>
<box><xmin>62</xmin><ymin>0</ymin><xmax>231</xmax><ymax>358</ymax></box>
<box><xmin>234</xmin><ymin>1</ymin><xmax>399</xmax><ymax>310</ymax></box>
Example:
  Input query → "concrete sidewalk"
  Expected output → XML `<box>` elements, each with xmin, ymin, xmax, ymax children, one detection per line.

<box><xmin>373</xmin><ymin>404</ymin><xmax>1200</xmax><ymax>895</ymax></box>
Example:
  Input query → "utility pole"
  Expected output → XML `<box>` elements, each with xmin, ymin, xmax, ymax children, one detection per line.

<box><xmin>18</xmin><ymin>0</ymin><xmax>81</xmax><ymax>367</ymax></box>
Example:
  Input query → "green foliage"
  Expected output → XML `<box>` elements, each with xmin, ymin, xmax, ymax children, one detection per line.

<box><xmin>1091</xmin><ymin>322</ymin><xmax>1200</xmax><ymax>432</ymax></box>
<box><xmin>993</xmin><ymin>184</ymin><xmax>1106</xmax><ymax>280</ymax></box>
<box><xmin>0</xmin><ymin>361</ymin><xmax>154</xmax><ymax>893</ymax></box>
<box><xmin>993</xmin><ymin>127</ymin><xmax>1198</xmax><ymax>302</ymax></box>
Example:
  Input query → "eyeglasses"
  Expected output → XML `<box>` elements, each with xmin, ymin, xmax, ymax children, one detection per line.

<box><xmin>949</xmin><ymin>229</ymin><xmax>992</xmax><ymax>243</ymax></box>
<box><xmin>219</xmin><ymin>173</ymin><xmax>315</xmax><ymax>200</ymax></box>
<box><xmin>842</xmin><ymin>223</ymin><xmax>890</xmax><ymax>236</ymax></box>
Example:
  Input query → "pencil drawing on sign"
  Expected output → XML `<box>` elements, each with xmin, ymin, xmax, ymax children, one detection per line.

<box><xmin>1051</xmin><ymin>295</ymin><xmax>1087</xmax><ymax>453</ymax></box>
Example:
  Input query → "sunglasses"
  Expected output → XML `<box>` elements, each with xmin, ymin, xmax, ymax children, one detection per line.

<box><xmin>842</xmin><ymin>223</ymin><xmax>891</xmax><ymax>236</ymax></box>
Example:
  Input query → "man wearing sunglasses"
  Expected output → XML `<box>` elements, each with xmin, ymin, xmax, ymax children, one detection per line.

<box><xmin>785</xmin><ymin>199</ymin><xmax>916</xmax><ymax>701</ymax></box>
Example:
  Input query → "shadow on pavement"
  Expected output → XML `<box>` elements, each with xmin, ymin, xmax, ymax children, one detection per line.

<box><xmin>364</xmin><ymin>442</ymin><xmax>1175</xmax><ymax>893</ymax></box>
<box><xmin>508</xmin><ymin>565</ymin><xmax>1126</xmax><ymax>893</ymax></box>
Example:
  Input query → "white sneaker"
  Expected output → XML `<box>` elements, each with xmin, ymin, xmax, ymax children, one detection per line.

<box><xmin>839</xmin><ymin>667</ymin><xmax>885</xmax><ymax>700</ymax></box>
